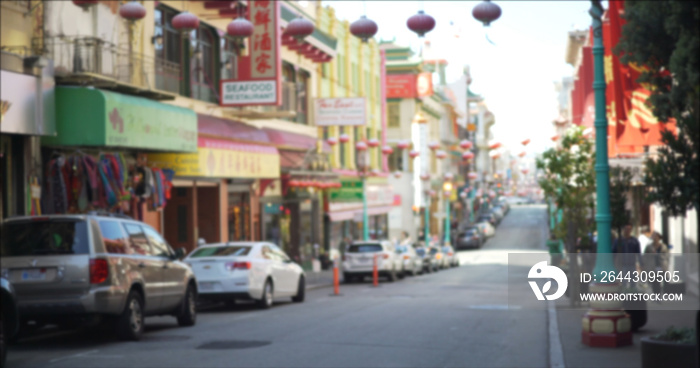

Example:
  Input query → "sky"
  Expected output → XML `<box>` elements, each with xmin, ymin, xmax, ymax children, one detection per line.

<box><xmin>323</xmin><ymin>0</ymin><xmax>595</xmax><ymax>154</ymax></box>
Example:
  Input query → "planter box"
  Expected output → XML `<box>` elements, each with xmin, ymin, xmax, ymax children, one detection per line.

<box><xmin>641</xmin><ymin>337</ymin><xmax>698</xmax><ymax>368</ymax></box>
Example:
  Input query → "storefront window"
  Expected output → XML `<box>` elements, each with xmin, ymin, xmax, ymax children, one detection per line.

<box><xmin>220</xmin><ymin>38</ymin><xmax>238</xmax><ymax>81</ymax></box>
<box><xmin>154</xmin><ymin>6</ymin><xmax>182</xmax><ymax>94</ymax></box>
<box><xmin>190</xmin><ymin>26</ymin><xmax>215</xmax><ymax>103</ymax></box>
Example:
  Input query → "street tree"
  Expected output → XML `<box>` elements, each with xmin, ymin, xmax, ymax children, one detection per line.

<box><xmin>616</xmin><ymin>0</ymin><xmax>700</xmax><ymax>236</ymax></box>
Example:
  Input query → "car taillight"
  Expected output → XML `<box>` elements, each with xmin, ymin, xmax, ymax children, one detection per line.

<box><xmin>448</xmin><ymin>252</ymin><xmax>454</xmax><ymax>256</ymax></box>
<box><xmin>225</xmin><ymin>261</ymin><xmax>251</xmax><ymax>270</ymax></box>
<box><xmin>403</xmin><ymin>255</ymin><xmax>410</xmax><ymax>260</ymax></box>
<box><xmin>383</xmin><ymin>254</ymin><xmax>389</xmax><ymax>259</ymax></box>
<box><xmin>89</xmin><ymin>258</ymin><xmax>108</xmax><ymax>284</ymax></box>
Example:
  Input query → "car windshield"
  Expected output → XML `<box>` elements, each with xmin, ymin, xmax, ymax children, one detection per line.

<box><xmin>189</xmin><ymin>245</ymin><xmax>251</xmax><ymax>258</ymax></box>
<box><xmin>415</xmin><ymin>248</ymin><xmax>426</xmax><ymax>256</ymax></box>
<box><xmin>348</xmin><ymin>244</ymin><xmax>383</xmax><ymax>253</ymax></box>
<box><xmin>429</xmin><ymin>248</ymin><xmax>439</xmax><ymax>255</ymax></box>
<box><xmin>1</xmin><ymin>219</ymin><xmax>89</xmax><ymax>256</ymax></box>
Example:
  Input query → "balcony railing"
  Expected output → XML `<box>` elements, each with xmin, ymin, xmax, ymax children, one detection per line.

<box><xmin>259</xmin><ymin>82</ymin><xmax>308</xmax><ymax>124</ymax></box>
<box><xmin>41</xmin><ymin>36</ymin><xmax>180</xmax><ymax>98</ymax></box>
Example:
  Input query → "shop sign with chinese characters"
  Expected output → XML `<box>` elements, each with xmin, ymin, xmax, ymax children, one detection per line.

<box><xmin>148</xmin><ymin>138</ymin><xmax>280</xmax><ymax>179</ymax></box>
<box><xmin>220</xmin><ymin>0</ymin><xmax>281</xmax><ymax>106</ymax></box>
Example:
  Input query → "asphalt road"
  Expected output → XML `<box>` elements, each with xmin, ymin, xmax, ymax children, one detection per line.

<box><xmin>6</xmin><ymin>205</ymin><xmax>551</xmax><ymax>368</ymax></box>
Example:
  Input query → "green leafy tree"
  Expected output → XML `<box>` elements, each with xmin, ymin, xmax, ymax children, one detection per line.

<box><xmin>616</xmin><ymin>1</ymin><xmax>699</xmax><ymax>234</ymax></box>
<box><xmin>609</xmin><ymin>166</ymin><xmax>633</xmax><ymax>237</ymax></box>
<box><xmin>536</xmin><ymin>127</ymin><xmax>596</xmax><ymax>251</ymax></box>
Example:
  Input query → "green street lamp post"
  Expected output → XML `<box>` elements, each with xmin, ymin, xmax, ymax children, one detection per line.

<box><xmin>356</xmin><ymin>141</ymin><xmax>370</xmax><ymax>241</ymax></box>
<box><xmin>424</xmin><ymin>191</ymin><xmax>431</xmax><ymax>244</ymax></box>
<box><xmin>581</xmin><ymin>0</ymin><xmax>631</xmax><ymax>348</ymax></box>
<box><xmin>443</xmin><ymin>181</ymin><xmax>453</xmax><ymax>245</ymax></box>
<box><xmin>362</xmin><ymin>174</ymin><xmax>369</xmax><ymax>241</ymax></box>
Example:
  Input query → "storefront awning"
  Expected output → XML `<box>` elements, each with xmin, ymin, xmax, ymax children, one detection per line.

<box><xmin>198</xmin><ymin>114</ymin><xmax>271</xmax><ymax>145</ymax></box>
<box><xmin>264</xmin><ymin>128</ymin><xmax>330</xmax><ymax>152</ymax></box>
<box><xmin>44</xmin><ymin>87</ymin><xmax>197</xmax><ymax>152</ymax></box>
<box><xmin>148</xmin><ymin>137</ymin><xmax>280</xmax><ymax>179</ymax></box>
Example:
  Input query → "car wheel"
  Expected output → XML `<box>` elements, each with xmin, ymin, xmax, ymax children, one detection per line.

<box><xmin>176</xmin><ymin>283</ymin><xmax>197</xmax><ymax>327</ymax></box>
<box><xmin>410</xmin><ymin>265</ymin><xmax>417</xmax><ymax>277</ymax></box>
<box><xmin>257</xmin><ymin>279</ymin><xmax>273</xmax><ymax>309</ymax></box>
<box><xmin>397</xmin><ymin>267</ymin><xmax>405</xmax><ymax>279</ymax></box>
<box><xmin>115</xmin><ymin>290</ymin><xmax>144</xmax><ymax>341</ymax></box>
<box><xmin>292</xmin><ymin>276</ymin><xmax>305</xmax><ymax>303</ymax></box>
<box><xmin>387</xmin><ymin>268</ymin><xmax>397</xmax><ymax>282</ymax></box>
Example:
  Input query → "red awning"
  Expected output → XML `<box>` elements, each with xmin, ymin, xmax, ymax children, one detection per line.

<box><xmin>279</xmin><ymin>149</ymin><xmax>306</xmax><ymax>169</ymax></box>
<box><xmin>198</xmin><ymin>114</ymin><xmax>271</xmax><ymax>145</ymax></box>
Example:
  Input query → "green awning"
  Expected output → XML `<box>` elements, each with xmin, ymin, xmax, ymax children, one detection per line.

<box><xmin>43</xmin><ymin>87</ymin><xmax>197</xmax><ymax>152</ymax></box>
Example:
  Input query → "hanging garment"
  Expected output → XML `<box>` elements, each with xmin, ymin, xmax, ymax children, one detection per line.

<box><xmin>81</xmin><ymin>155</ymin><xmax>100</xmax><ymax>207</ymax></box>
<box><xmin>51</xmin><ymin>157</ymin><xmax>68</xmax><ymax>214</ymax></box>
<box><xmin>162</xmin><ymin>168</ymin><xmax>174</xmax><ymax>200</ymax></box>
<box><xmin>98</xmin><ymin>160</ymin><xmax>118</xmax><ymax>207</ymax></box>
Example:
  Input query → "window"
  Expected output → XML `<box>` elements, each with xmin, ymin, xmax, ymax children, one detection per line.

<box><xmin>388</xmin><ymin>149</ymin><xmax>402</xmax><ymax>172</ymax></box>
<box><xmin>123</xmin><ymin>223</ymin><xmax>152</xmax><ymax>256</ymax></box>
<box><xmin>99</xmin><ymin>220</ymin><xmax>132</xmax><ymax>255</ymax></box>
<box><xmin>1</xmin><ymin>220</ymin><xmax>89</xmax><ymax>256</ymax></box>
<box><xmin>348</xmin><ymin>244</ymin><xmax>382</xmax><ymax>253</ymax></box>
<box><xmin>296</xmin><ymin>71</ymin><xmax>309</xmax><ymax>124</ymax></box>
<box><xmin>388</xmin><ymin>103</ymin><xmax>400</xmax><ymax>127</ymax></box>
<box><xmin>154</xmin><ymin>6</ymin><xmax>182</xmax><ymax>94</ymax></box>
<box><xmin>189</xmin><ymin>246</ymin><xmax>251</xmax><ymax>258</ymax></box>
<box><xmin>143</xmin><ymin>226</ymin><xmax>171</xmax><ymax>258</ymax></box>
<box><xmin>190</xmin><ymin>26</ymin><xmax>216</xmax><ymax>102</ymax></box>
<box><xmin>351</xmin><ymin>63</ymin><xmax>358</xmax><ymax>93</ymax></box>
<box><xmin>220</xmin><ymin>38</ymin><xmax>238</xmax><ymax>81</ymax></box>
<box><xmin>337</xmin><ymin>59</ymin><xmax>344</xmax><ymax>86</ymax></box>
<box><xmin>261</xmin><ymin>246</ymin><xmax>274</xmax><ymax>260</ymax></box>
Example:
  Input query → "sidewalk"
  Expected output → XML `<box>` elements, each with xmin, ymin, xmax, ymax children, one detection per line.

<box><xmin>554</xmin><ymin>298</ymin><xmax>696</xmax><ymax>367</ymax></box>
<box><xmin>305</xmin><ymin>269</ymin><xmax>336</xmax><ymax>290</ymax></box>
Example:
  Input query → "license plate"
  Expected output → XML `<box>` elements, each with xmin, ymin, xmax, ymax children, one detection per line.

<box><xmin>21</xmin><ymin>268</ymin><xmax>47</xmax><ymax>281</ymax></box>
<box><xmin>199</xmin><ymin>282</ymin><xmax>215</xmax><ymax>291</ymax></box>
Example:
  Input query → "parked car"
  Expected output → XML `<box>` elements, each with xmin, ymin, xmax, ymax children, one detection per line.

<box><xmin>343</xmin><ymin>241</ymin><xmax>402</xmax><ymax>282</ymax></box>
<box><xmin>0</xmin><ymin>214</ymin><xmax>197</xmax><ymax>341</ymax></box>
<box><xmin>415</xmin><ymin>244</ymin><xmax>439</xmax><ymax>273</ymax></box>
<box><xmin>395</xmin><ymin>245</ymin><xmax>423</xmax><ymax>276</ymax></box>
<box><xmin>1</xmin><ymin>277</ymin><xmax>19</xmax><ymax>366</ymax></box>
<box><xmin>476</xmin><ymin>221</ymin><xmax>496</xmax><ymax>238</ymax></box>
<box><xmin>440</xmin><ymin>245</ymin><xmax>459</xmax><ymax>268</ymax></box>
<box><xmin>478</xmin><ymin>213</ymin><xmax>497</xmax><ymax>227</ymax></box>
<box><xmin>455</xmin><ymin>228</ymin><xmax>483</xmax><ymax>249</ymax></box>
<box><xmin>427</xmin><ymin>246</ymin><xmax>444</xmax><ymax>272</ymax></box>
<box><xmin>490</xmin><ymin>206</ymin><xmax>505</xmax><ymax>223</ymax></box>
<box><xmin>184</xmin><ymin>242</ymin><xmax>305</xmax><ymax>308</ymax></box>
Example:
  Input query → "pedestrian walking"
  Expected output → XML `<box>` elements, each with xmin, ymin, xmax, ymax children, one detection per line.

<box><xmin>638</xmin><ymin>226</ymin><xmax>651</xmax><ymax>253</ymax></box>
<box><xmin>644</xmin><ymin>231</ymin><xmax>669</xmax><ymax>294</ymax></box>
<box><xmin>612</xmin><ymin>224</ymin><xmax>643</xmax><ymax>280</ymax></box>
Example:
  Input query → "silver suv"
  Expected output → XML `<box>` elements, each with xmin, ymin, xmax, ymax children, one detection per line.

<box><xmin>0</xmin><ymin>214</ymin><xmax>197</xmax><ymax>341</ymax></box>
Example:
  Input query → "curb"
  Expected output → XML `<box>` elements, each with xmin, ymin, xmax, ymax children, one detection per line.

<box><xmin>548</xmin><ymin>300</ymin><xmax>566</xmax><ymax>368</ymax></box>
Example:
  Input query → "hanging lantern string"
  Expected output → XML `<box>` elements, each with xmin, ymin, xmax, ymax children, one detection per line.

<box><xmin>486</xmin><ymin>32</ymin><xmax>496</xmax><ymax>46</ymax></box>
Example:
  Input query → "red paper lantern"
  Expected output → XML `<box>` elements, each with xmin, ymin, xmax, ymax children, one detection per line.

<box><xmin>420</xmin><ymin>173</ymin><xmax>430</xmax><ymax>181</ymax></box>
<box><xmin>428</xmin><ymin>141</ymin><xmax>439</xmax><ymax>151</ymax></box>
<box><xmin>394</xmin><ymin>171</ymin><xmax>402</xmax><ymax>178</ymax></box>
<box><xmin>443</xmin><ymin>172</ymin><xmax>454</xmax><ymax>181</ymax></box>
<box><xmin>409</xmin><ymin>150</ymin><xmax>420</xmax><ymax>159</ymax></box>
<box><xmin>397</xmin><ymin>140</ymin><xmax>410</xmax><ymax>150</ymax></box>
<box><xmin>284</xmin><ymin>16</ymin><xmax>314</xmax><ymax>43</ymax></box>
<box><xmin>227</xmin><ymin>17</ymin><xmax>254</xmax><ymax>40</ymax></box>
<box><xmin>459</xmin><ymin>140</ymin><xmax>473</xmax><ymax>150</ymax></box>
<box><xmin>435</xmin><ymin>150</ymin><xmax>447</xmax><ymax>159</ymax></box>
<box><xmin>339</xmin><ymin>134</ymin><xmax>350</xmax><ymax>143</ymax></box>
<box><xmin>327</xmin><ymin>137</ymin><xmax>338</xmax><ymax>146</ymax></box>
<box><xmin>518</xmin><ymin>151</ymin><xmax>526</xmax><ymax>157</ymax></box>
<box><xmin>350</xmin><ymin>15</ymin><xmax>378</xmax><ymax>42</ymax></box>
<box><xmin>443</xmin><ymin>190</ymin><xmax>452</xmax><ymax>197</ymax></box>
<box><xmin>488</xmin><ymin>142</ymin><xmax>501</xmax><ymax>150</ymax></box>
<box><xmin>356</xmin><ymin>141</ymin><xmax>368</xmax><ymax>151</ymax></box>
<box><xmin>521</xmin><ymin>138</ymin><xmax>531</xmax><ymax>146</ymax></box>
<box><xmin>472</xmin><ymin>0</ymin><xmax>502</xmax><ymax>26</ymax></box>
<box><xmin>462</xmin><ymin>151</ymin><xmax>474</xmax><ymax>160</ymax></box>
<box><xmin>172</xmin><ymin>11</ymin><xmax>200</xmax><ymax>32</ymax></box>
<box><xmin>367</xmin><ymin>138</ymin><xmax>380</xmax><ymax>148</ymax></box>
<box><xmin>551</xmin><ymin>135</ymin><xmax>560</xmax><ymax>142</ymax></box>
<box><xmin>289</xmin><ymin>180</ymin><xmax>299</xmax><ymax>187</ymax></box>
<box><xmin>73</xmin><ymin>0</ymin><xmax>98</xmax><ymax>10</ymax></box>
<box><xmin>381</xmin><ymin>145</ymin><xmax>393</xmax><ymax>155</ymax></box>
<box><xmin>468</xmin><ymin>172</ymin><xmax>478</xmax><ymax>180</ymax></box>
<box><xmin>407</xmin><ymin>10</ymin><xmax>436</xmax><ymax>37</ymax></box>
<box><xmin>119</xmin><ymin>1</ymin><xmax>146</xmax><ymax>21</ymax></box>
<box><xmin>522</xmin><ymin>169</ymin><xmax>529</xmax><ymax>175</ymax></box>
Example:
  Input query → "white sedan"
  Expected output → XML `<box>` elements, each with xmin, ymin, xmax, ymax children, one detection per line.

<box><xmin>184</xmin><ymin>242</ymin><xmax>305</xmax><ymax>309</ymax></box>
<box><xmin>476</xmin><ymin>221</ymin><xmax>496</xmax><ymax>238</ymax></box>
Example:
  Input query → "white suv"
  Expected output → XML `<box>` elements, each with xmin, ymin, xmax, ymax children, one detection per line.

<box><xmin>342</xmin><ymin>241</ymin><xmax>402</xmax><ymax>283</ymax></box>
